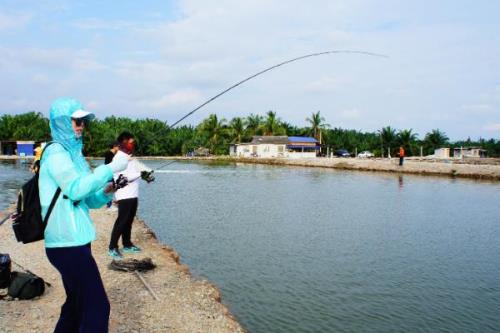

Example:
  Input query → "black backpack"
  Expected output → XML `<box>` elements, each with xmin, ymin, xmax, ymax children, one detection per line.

<box><xmin>0</xmin><ymin>253</ymin><xmax>11</xmax><ymax>289</ymax></box>
<box><xmin>7</xmin><ymin>271</ymin><xmax>45</xmax><ymax>299</ymax></box>
<box><xmin>12</xmin><ymin>142</ymin><xmax>62</xmax><ymax>244</ymax></box>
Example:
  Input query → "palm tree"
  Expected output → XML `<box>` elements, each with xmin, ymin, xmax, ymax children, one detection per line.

<box><xmin>199</xmin><ymin>114</ymin><xmax>226</xmax><ymax>153</ymax></box>
<box><xmin>262</xmin><ymin>110</ymin><xmax>285</xmax><ymax>136</ymax></box>
<box><xmin>229</xmin><ymin>117</ymin><xmax>246</xmax><ymax>143</ymax></box>
<box><xmin>281</xmin><ymin>121</ymin><xmax>302</xmax><ymax>136</ymax></box>
<box><xmin>0</xmin><ymin>112</ymin><xmax>50</xmax><ymax>141</ymax></box>
<box><xmin>379</xmin><ymin>126</ymin><xmax>397</xmax><ymax>157</ymax></box>
<box><xmin>397</xmin><ymin>129</ymin><xmax>418</xmax><ymax>156</ymax></box>
<box><xmin>246</xmin><ymin>114</ymin><xmax>262</xmax><ymax>136</ymax></box>
<box><xmin>424</xmin><ymin>129</ymin><xmax>449</xmax><ymax>155</ymax></box>
<box><xmin>306</xmin><ymin>111</ymin><xmax>329</xmax><ymax>144</ymax></box>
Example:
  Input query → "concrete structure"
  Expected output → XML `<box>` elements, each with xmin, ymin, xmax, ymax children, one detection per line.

<box><xmin>232</xmin><ymin>136</ymin><xmax>288</xmax><ymax>158</ymax></box>
<box><xmin>453</xmin><ymin>147</ymin><xmax>487</xmax><ymax>158</ymax></box>
<box><xmin>230</xmin><ymin>136</ymin><xmax>319</xmax><ymax>158</ymax></box>
<box><xmin>433</xmin><ymin>148</ymin><xmax>450</xmax><ymax>158</ymax></box>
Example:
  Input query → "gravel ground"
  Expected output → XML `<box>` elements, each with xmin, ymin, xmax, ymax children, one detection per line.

<box><xmin>0</xmin><ymin>207</ymin><xmax>245</xmax><ymax>333</ymax></box>
<box><xmin>215</xmin><ymin>156</ymin><xmax>500</xmax><ymax>181</ymax></box>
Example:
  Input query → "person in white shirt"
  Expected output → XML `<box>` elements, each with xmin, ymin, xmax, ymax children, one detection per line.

<box><xmin>108</xmin><ymin>131</ymin><xmax>154</xmax><ymax>260</ymax></box>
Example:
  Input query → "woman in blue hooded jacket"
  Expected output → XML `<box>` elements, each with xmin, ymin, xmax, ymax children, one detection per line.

<box><xmin>39</xmin><ymin>97</ymin><xmax>129</xmax><ymax>333</ymax></box>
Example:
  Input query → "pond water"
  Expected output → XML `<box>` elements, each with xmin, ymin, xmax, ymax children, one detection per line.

<box><xmin>1</xmin><ymin>160</ymin><xmax>499</xmax><ymax>332</ymax></box>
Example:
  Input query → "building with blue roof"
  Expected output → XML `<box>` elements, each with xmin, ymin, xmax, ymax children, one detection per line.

<box><xmin>229</xmin><ymin>136</ymin><xmax>319</xmax><ymax>158</ymax></box>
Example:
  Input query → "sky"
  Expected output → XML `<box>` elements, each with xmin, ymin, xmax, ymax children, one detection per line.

<box><xmin>0</xmin><ymin>0</ymin><xmax>499</xmax><ymax>140</ymax></box>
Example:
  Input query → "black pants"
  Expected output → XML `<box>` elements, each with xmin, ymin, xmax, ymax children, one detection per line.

<box><xmin>109</xmin><ymin>198</ymin><xmax>138</xmax><ymax>250</ymax></box>
<box><xmin>399</xmin><ymin>157</ymin><xmax>404</xmax><ymax>166</ymax></box>
<box><xmin>46</xmin><ymin>244</ymin><xmax>110</xmax><ymax>333</ymax></box>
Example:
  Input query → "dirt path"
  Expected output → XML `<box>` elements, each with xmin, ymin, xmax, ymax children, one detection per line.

<box><xmin>0</xmin><ymin>208</ymin><xmax>245</xmax><ymax>333</ymax></box>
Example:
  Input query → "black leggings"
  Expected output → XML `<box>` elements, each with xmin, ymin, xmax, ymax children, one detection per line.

<box><xmin>109</xmin><ymin>198</ymin><xmax>138</xmax><ymax>250</ymax></box>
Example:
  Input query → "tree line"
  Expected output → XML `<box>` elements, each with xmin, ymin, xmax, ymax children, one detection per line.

<box><xmin>1</xmin><ymin>111</ymin><xmax>499</xmax><ymax>157</ymax></box>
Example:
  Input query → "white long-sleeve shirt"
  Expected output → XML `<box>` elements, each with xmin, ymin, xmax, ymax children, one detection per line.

<box><xmin>113</xmin><ymin>157</ymin><xmax>149</xmax><ymax>201</ymax></box>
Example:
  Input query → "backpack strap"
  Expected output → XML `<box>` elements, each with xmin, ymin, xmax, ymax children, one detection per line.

<box><xmin>38</xmin><ymin>141</ymin><xmax>57</xmax><ymax>173</ymax></box>
<box><xmin>39</xmin><ymin>141</ymin><xmax>62</xmax><ymax>228</ymax></box>
<box><xmin>43</xmin><ymin>188</ymin><xmax>61</xmax><ymax>228</ymax></box>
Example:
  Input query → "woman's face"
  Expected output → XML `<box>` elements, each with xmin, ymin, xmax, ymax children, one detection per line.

<box><xmin>71</xmin><ymin>118</ymin><xmax>85</xmax><ymax>138</ymax></box>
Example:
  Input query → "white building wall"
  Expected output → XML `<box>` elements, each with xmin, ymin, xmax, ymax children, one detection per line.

<box><xmin>257</xmin><ymin>144</ymin><xmax>286</xmax><ymax>157</ymax></box>
<box><xmin>235</xmin><ymin>145</ymin><xmax>253</xmax><ymax>157</ymax></box>
<box><xmin>434</xmin><ymin>148</ymin><xmax>450</xmax><ymax>158</ymax></box>
<box><xmin>287</xmin><ymin>152</ymin><xmax>317</xmax><ymax>159</ymax></box>
<box><xmin>235</xmin><ymin>144</ymin><xmax>287</xmax><ymax>157</ymax></box>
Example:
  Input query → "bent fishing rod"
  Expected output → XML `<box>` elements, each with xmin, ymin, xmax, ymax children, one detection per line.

<box><xmin>152</xmin><ymin>50</ymin><xmax>389</xmax><ymax>171</ymax></box>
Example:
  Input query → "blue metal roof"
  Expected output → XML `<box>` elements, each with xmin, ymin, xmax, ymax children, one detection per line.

<box><xmin>287</xmin><ymin>145</ymin><xmax>320</xmax><ymax>150</ymax></box>
<box><xmin>288</xmin><ymin>136</ymin><xmax>318</xmax><ymax>143</ymax></box>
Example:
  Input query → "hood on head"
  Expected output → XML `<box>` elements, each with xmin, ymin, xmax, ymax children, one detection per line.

<box><xmin>49</xmin><ymin>97</ymin><xmax>86</xmax><ymax>151</ymax></box>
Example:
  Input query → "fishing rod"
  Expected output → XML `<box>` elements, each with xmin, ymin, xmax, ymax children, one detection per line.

<box><xmin>0</xmin><ymin>213</ymin><xmax>12</xmax><ymax>226</ymax></box>
<box><xmin>152</xmin><ymin>50</ymin><xmax>388</xmax><ymax>171</ymax></box>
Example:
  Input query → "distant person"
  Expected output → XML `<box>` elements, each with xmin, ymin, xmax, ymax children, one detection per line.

<box><xmin>104</xmin><ymin>141</ymin><xmax>119</xmax><ymax>209</ymax></box>
<box><xmin>31</xmin><ymin>143</ymin><xmax>43</xmax><ymax>173</ymax></box>
<box><xmin>104</xmin><ymin>141</ymin><xmax>119</xmax><ymax>164</ymax></box>
<box><xmin>108</xmin><ymin>131</ymin><xmax>154</xmax><ymax>260</ymax></box>
<box><xmin>399</xmin><ymin>146</ymin><xmax>405</xmax><ymax>166</ymax></box>
<box><xmin>39</xmin><ymin>97</ymin><xmax>129</xmax><ymax>332</ymax></box>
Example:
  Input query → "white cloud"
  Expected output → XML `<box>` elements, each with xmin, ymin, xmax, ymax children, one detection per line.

<box><xmin>0</xmin><ymin>11</ymin><xmax>32</xmax><ymax>30</ymax></box>
<box><xmin>72</xmin><ymin>18</ymin><xmax>134</xmax><ymax>31</ymax></box>
<box><xmin>495</xmin><ymin>85</ymin><xmax>500</xmax><ymax>100</ymax></box>
<box><xmin>2</xmin><ymin>0</ymin><xmax>500</xmax><ymax>139</ymax></box>
<box><xmin>484</xmin><ymin>123</ymin><xmax>500</xmax><ymax>132</ymax></box>
<box><xmin>138</xmin><ymin>89</ymin><xmax>203</xmax><ymax>110</ymax></box>
<box><xmin>114</xmin><ymin>61</ymin><xmax>174</xmax><ymax>82</ymax></box>
<box><xmin>0</xmin><ymin>47</ymin><xmax>105</xmax><ymax>71</ymax></box>
<box><xmin>340</xmin><ymin>108</ymin><xmax>361</xmax><ymax>120</ymax></box>
<box><xmin>460</xmin><ymin>104</ymin><xmax>492</xmax><ymax>114</ymax></box>
<box><xmin>31</xmin><ymin>74</ymin><xmax>50</xmax><ymax>85</ymax></box>
<box><xmin>304</xmin><ymin>77</ymin><xmax>341</xmax><ymax>93</ymax></box>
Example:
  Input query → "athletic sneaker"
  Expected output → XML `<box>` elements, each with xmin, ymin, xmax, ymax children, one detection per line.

<box><xmin>122</xmin><ymin>245</ymin><xmax>141</xmax><ymax>254</ymax></box>
<box><xmin>108</xmin><ymin>248</ymin><xmax>123</xmax><ymax>260</ymax></box>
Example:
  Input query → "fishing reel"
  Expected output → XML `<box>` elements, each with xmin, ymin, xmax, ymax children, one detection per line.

<box><xmin>141</xmin><ymin>170</ymin><xmax>155</xmax><ymax>183</ymax></box>
<box><xmin>113</xmin><ymin>174</ymin><xmax>129</xmax><ymax>190</ymax></box>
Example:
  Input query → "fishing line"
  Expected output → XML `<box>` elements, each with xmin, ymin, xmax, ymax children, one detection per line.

<box><xmin>154</xmin><ymin>50</ymin><xmax>388</xmax><ymax>170</ymax></box>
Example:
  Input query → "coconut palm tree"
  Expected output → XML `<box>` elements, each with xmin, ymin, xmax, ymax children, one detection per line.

<box><xmin>397</xmin><ymin>129</ymin><xmax>419</xmax><ymax>156</ymax></box>
<box><xmin>246</xmin><ymin>113</ymin><xmax>262</xmax><ymax>136</ymax></box>
<box><xmin>379</xmin><ymin>126</ymin><xmax>397</xmax><ymax>157</ymax></box>
<box><xmin>198</xmin><ymin>114</ymin><xmax>226</xmax><ymax>153</ymax></box>
<box><xmin>229</xmin><ymin>117</ymin><xmax>246</xmax><ymax>143</ymax></box>
<box><xmin>306</xmin><ymin>111</ymin><xmax>329</xmax><ymax>144</ymax></box>
<box><xmin>423</xmin><ymin>129</ymin><xmax>449</xmax><ymax>155</ymax></box>
<box><xmin>281</xmin><ymin>121</ymin><xmax>302</xmax><ymax>136</ymax></box>
<box><xmin>262</xmin><ymin>110</ymin><xmax>285</xmax><ymax>136</ymax></box>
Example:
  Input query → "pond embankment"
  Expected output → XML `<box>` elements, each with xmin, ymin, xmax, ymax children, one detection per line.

<box><xmin>185</xmin><ymin>156</ymin><xmax>500</xmax><ymax>181</ymax></box>
<box><xmin>0</xmin><ymin>207</ymin><xmax>245</xmax><ymax>333</ymax></box>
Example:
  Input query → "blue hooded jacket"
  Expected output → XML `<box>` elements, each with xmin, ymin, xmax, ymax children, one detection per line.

<box><xmin>39</xmin><ymin>97</ymin><xmax>113</xmax><ymax>248</ymax></box>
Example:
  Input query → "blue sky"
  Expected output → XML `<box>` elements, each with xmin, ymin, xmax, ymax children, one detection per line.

<box><xmin>1</xmin><ymin>0</ymin><xmax>499</xmax><ymax>140</ymax></box>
